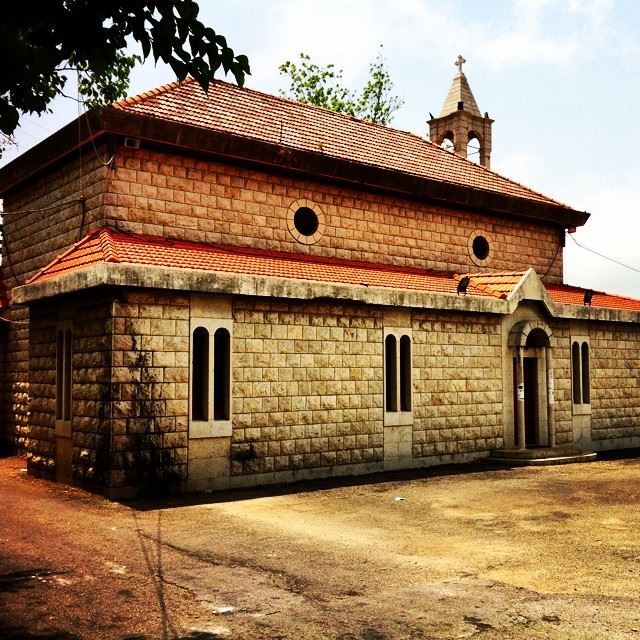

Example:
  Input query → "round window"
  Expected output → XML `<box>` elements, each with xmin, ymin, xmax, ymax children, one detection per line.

<box><xmin>293</xmin><ymin>207</ymin><xmax>319</xmax><ymax>237</ymax></box>
<box><xmin>468</xmin><ymin>230</ymin><xmax>492</xmax><ymax>266</ymax></box>
<box><xmin>472</xmin><ymin>235</ymin><xmax>490</xmax><ymax>261</ymax></box>
<box><xmin>287</xmin><ymin>199</ymin><xmax>324</xmax><ymax>245</ymax></box>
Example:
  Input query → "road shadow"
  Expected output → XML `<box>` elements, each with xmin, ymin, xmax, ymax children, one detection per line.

<box><xmin>0</xmin><ymin>627</ymin><xmax>81</xmax><ymax>639</ymax></box>
<box><xmin>0</xmin><ymin>569</ymin><xmax>67</xmax><ymax>594</ymax></box>
<box><xmin>124</xmin><ymin>458</ymin><xmax>514</xmax><ymax>511</ymax></box>
<box><xmin>0</xmin><ymin>627</ymin><xmax>224</xmax><ymax>640</ymax></box>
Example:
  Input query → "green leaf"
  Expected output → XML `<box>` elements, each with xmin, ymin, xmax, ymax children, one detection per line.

<box><xmin>0</xmin><ymin>101</ymin><xmax>20</xmax><ymax>136</ymax></box>
<box><xmin>0</xmin><ymin>1</ymin><xmax>249</xmax><ymax>157</ymax></box>
<box><xmin>278</xmin><ymin>48</ymin><xmax>402</xmax><ymax>124</ymax></box>
<box><xmin>169</xmin><ymin>59</ymin><xmax>189</xmax><ymax>82</ymax></box>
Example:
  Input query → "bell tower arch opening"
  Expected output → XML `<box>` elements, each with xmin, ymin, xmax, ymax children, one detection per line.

<box><xmin>440</xmin><ymin>132</ymin><xmax>455</xmax><ymax>152</ymax></box>
<box><xmin>467</xmin><ymin>131</ymin><xmax>482</xmax><ymax>164</ymax></box>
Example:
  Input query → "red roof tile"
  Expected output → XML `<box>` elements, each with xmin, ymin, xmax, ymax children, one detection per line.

<box><xmin>27</xmin><ymin>228</ymin><xmax>640</xmax><ymax>313</ymax></box>
<box><xmin>546</xmin><ymin>283</ymin><xmax>640</xmax><ymax>311</ymax></box>
<box><xmin>112</xmin><ymin>78</ymin><xmax>568</xmax><ymax>209</ymax></box>
<box><xmin>27</xmin><ymin>228</ymin><xmax>505</xmax><ymax>299</ymax></box>
<box><xmin>466</xmin><ymin>272</ymin><xmax>525</xmax><ymax>299</ymax></box>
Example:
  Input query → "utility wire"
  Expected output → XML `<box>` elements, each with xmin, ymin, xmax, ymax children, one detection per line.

<box><xmin>568</xmin><ymin>232</ymin><xmax>640</xmax><ymax>274</ymax></box>
<box><xmin>0</xmin><ymin>199</ymin><xmax>84</xmax><ymax>216</ymax></box>
<box><xmin>541</xmin><ymin>241</ymin><xmax>561</xmax><ymax>280</ymax></box>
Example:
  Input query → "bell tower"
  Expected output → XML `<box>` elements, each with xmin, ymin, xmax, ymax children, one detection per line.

<box><xmin>428</xmin><ymin>55</ymin><xmax>493</xmax><ymax>168</ymax></box>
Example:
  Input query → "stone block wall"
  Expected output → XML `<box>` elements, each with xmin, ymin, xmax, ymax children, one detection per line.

<box><xmin>228</xmin><ymin>300</ymin><xmax>510</xmax><ymax>481</ymax></box>
<box><xmin>28</xmin><ymin>292</ymin><xmax>113</xmax><ymax>490</ymax></box>
<box><xmin>2</xmin><ymin>306</ymin><xmax>30</xmax><ymax>453</ymax></box>
<box><xmin>1</xmin><ymin>149</ymin><xmax>110</xmax><ymax>451</ymax></box>
<box><xmin>24</xmin><ymin>288</ymin><xmax>192</xmax><ymax>497</ymax></box>
<box><xmin>589</xmin><ymin>323</ymin><xmax>640</xmax><ymax>442</ymax></box>
<box><xmin>2</xmin><ymin>151</ymin><xmax>109</xmax><ymax>287</ymax></box>
<box><xmin>23</xmin><ymin>305</ymin><xmax>53</xmax><ymax>472</ymax></box>
<box><xmin>109</xmin><ymin>290</ymin><xmax>190</xmax><ymax>495</ymax></box>
<box><xmin>412</xmin><ymin>312</ymin><xmax>504</xmax><ymax>456</ymax></box>
<box><xmin>25</xmin><ymin>286</ymin><xmax>640</xmax><ymax>497</ymax></box>
<box><xmin>107</xmin><ymin>147</ymin><xmax>564</xmax><ymax>281</ymax></box>
<box><xmin>0</xmin><ymin>140</ymin><xmax>566</xmax><ymax>455</ymax></box>
<box><xmin>230</xmin><ymin>299</ymin><xmax>384</xmax><ymax>478</ymax></box>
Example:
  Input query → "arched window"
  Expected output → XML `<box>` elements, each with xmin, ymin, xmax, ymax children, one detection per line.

<box><xmin>213</xmin><ymin>327</ymin><xmax>231</xmax><ymax>421</ymax></box>
<box><xmin>385</xmin><ymin>334</ymin><xmax>398</xmax><ymax>412</ymax></box>
<box><xmin>192</xmin><ymin>327</ymin><xmax>209</xmax><ymax>420</ymax></box>
<box><xmin>400</xmin><ymin>335</ymin><xmax>412</xmax><ymax>412</ymax></box>
<box><xmin>384</xmin><ymin>329</ymin><xmax>413</xmax><ymax>423</ymax></box>
<box><xmin>56</xmin><ymin>324</ymin><xmax>73</xmax><ymax>423</ymax></box>
<box><xmin>190</xmin><ymin>320</ymin><xmax>233</xmax><ymax>436</ymax></box>
<box><xmin>580</xmin><ymin>342</ymin><xmax>590</xmax><ymax>404</ymax></box>
<box><xmin>571</xmin><ymin>341</ymin><xmax>581</xmax><ymax>404</ymax></box>
<box><xmin>571</xmin><ymin>339</ymin><xmax>591</xmax><ymax>405</ymax></box>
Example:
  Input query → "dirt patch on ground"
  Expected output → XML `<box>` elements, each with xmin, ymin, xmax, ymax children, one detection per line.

<box><xmin>2</xmin><ymin>455</ymin><xmax>640</xmax><ymax>639</ymax></box>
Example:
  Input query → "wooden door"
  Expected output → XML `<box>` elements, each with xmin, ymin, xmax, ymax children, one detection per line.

<box><xmin>513</xmin><ymin>356</ymin><xmax>539</xmax><ymax>447</ymax></box>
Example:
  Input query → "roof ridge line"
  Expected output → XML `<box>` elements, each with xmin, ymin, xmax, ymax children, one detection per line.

<box><xmin>98</xmin><ymin>227</ymin><xmax>120</xmax><ymax>262</ymax></box>
<box><xmin>468</xmin><ymin>274</ymin><xmax>514</xmax><ymax>299</ymax></box>
<box><xmin>25</xmin><ymin>227</ymin><xmax>104</xmax><ymax>284</ymax></box>
<box><xmin>112</xmin><ymin>77</ymin><xmax>196</xmax><ymax>109</ymax></box>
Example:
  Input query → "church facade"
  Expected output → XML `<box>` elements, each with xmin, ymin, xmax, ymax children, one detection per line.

<box><xmin>0</xmin><ymin>63</ymin><xmax>638</xmax><ymax>497</ymax></box>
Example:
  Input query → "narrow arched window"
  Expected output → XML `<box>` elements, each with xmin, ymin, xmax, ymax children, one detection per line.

<box><xmin>56</xmin><ymin>324</ymin><xmax>73</xmax><ymax>423</ymax></box>
<box><xmin>213</xmin><ymin>327</ymin><xmax>231</xmax><ymax>421</ymax></box>
<box><xmin>192</xmin><ymin>327</ymin><xmax>209</xmax><ymax>421</ymax></box>
<box><xmin>400</xmin><ymin>335</ymin><xmax>412</xmax><ymax>411</ymax></box>
<box><xmin>571</xmin><ymin>338</ymin><xmax>591</xmax><ymax>407</ymax></box>
<box><xmin>56</xmin><ymin>329</ymin><xmax>64</xmax><ymax>421</ymax></box>
<box><xmin>64</xmin><ymin>329</ymin><xmax>72</xmax><ymax>421</ymax></box>
<box><xmin>384</xmin><ymin>329</ymin><xmax>413</xmax><ymax>424</ymax></box>
<box><xmin>385</xmin><ymin>334</ymin><xmax>398</xmax><ymax>412</ymax></box>
<box><xmin>581</xmin><ymin>342</ymin><xmax>590</xmax><ymax>404</ymax></box>
<box><xmin>571</xmin><ymin>341</ymin><xmax>581</xmax><ymax>404</ymax></box>
<box><xmin>190</xmin><ymin>317</ymin><xmax>233</xmax><ymax>438</ymax></box>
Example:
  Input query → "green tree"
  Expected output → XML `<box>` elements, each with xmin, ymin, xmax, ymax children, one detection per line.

<box><xmin>279</xmin><ymin>48</ymin><xmax>403</xmax><ymax>125</ymax></box>
<box><xmin>0</xmin><ymin>1</ymin><xmax>250</xmax><ymax>153</ymax></box>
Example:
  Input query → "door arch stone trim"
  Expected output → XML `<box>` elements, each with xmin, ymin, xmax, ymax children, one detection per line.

<box><xmin>508</xmin><ymin>320</ymin><xmax>552</xmax><ymax>348</ymax></box>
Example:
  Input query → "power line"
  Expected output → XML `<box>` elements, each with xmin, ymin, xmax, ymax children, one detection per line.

<box><xmin>0</xmin><ymin>199</ymin><xmax>84</xmax><ymax>216</ymax></box>
<box><xmin>568</xmin><ymin>232</ymin><xmax>640</xmax><ymax>274</ymax></box>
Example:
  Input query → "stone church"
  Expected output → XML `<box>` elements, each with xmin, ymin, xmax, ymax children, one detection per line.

<box><xmin>0</xmin><ymin>59</ymin><xmax>638</xmax><ymax>497</ymax></box>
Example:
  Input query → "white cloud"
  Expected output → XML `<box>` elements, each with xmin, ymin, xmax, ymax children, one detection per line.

<box><xmin>475</xmin><ymin>0</ymin><xmax>613</xmax><ymax>69</ymax></box>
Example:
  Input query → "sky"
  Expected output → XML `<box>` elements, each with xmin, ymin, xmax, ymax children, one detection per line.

<box><xmin>2</xmin><ymin>0</ymin><xmax>640</xmax><ymax>298</ymax></box>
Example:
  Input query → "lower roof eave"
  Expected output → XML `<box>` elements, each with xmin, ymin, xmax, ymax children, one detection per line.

<box><xmin>14</xmin><ymin>263</ymin><xmax>508</xmax><ymax>315</ymax></box>
<box><xmin>12</xmin><ymin>264</ymin><xmax>640</xmax><ymax>323</ymax></box>
<box><xmin>550</xmin><ymin>301</ymin><xmax>640</xmax><ymax>324</ymax></box>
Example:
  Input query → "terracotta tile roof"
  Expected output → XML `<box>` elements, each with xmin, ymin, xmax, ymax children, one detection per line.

<box><xmin>27</xmin><ymin>228</ymin><xmax>640</xmax><ymax>313</ymax></box>
<box><xmin>112</xmin><ymin>78</ymin><xmax>568</xmax><ymax>209</ymax></box>
<box><xmin>465</xmin><ymin>272</ymin><xmax>525</xmax><ymax>299</ymax></box>
<box><xmin>27</xmin><ymin>228</ymin><xmax>506</xmax><ymax>299</ymax></box>
<box><xmin>546</xmin><ymin>283</ymin><xmax>640</xmax><ymax>311</ymax></box>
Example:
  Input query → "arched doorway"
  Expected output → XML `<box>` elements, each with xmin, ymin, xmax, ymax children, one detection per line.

<box><xmin>508</xmin><ymin>321</ymin><xmax>555</xmax><ymax>449</ymax></box>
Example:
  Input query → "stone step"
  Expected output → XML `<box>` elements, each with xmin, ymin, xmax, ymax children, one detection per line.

<box><xmin>488</xmin><ymin>446</ymin><xmax>597</xmax><ymax>466</ymax></box>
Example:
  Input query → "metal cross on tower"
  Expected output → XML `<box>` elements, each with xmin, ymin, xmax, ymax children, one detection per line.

<box><xmin>455</xmin><ymin>54</ymin><xmax>466</xmax><ymax>74</ymax></box>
